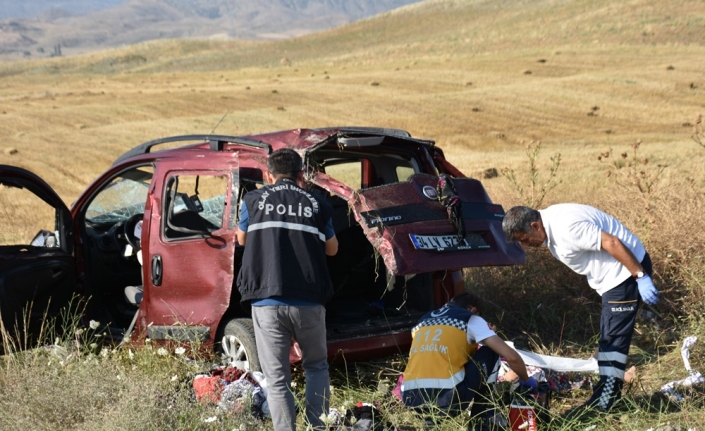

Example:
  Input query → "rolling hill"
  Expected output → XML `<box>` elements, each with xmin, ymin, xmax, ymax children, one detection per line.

<box><xmin>5</xmin><ymin>0</ymin><xmax>700</xmax><ymax>72</ymax></box>
<box><xmin>0</xmin><ymin>0</ymin><xmax>703</xmax><ymax>199</ymax></box>
<box><xmin>0</xmin><ymin>0</ymin><xmax>425</xmax><ymax>59</ymax></box>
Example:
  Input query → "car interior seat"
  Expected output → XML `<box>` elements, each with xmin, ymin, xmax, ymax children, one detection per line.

<box><xmin>166</xmin><ymin>210</ymin><xmax>210</xmax><ymax>238</ymax></box>
<box><xmin>121</xmin><ymin>219</ymin><xmax>144</xmax><ymax>309</ymax></box>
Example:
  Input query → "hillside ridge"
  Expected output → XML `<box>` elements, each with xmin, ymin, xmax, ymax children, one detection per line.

<box><xmin>0</xmin><ymin>0</ymin><xmax>425</xmax><ymax>59</ymax></box>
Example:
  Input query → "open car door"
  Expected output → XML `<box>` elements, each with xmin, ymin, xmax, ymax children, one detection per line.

<box><xmin>342</xmin><ymin>174</ymin><xmax>524</xmax><ymax>275</ymax></box>
<box><xmin>134</xmin><ymin>152</ymin><xmax>239</xmax><ymax>345</ymax></box>
<box><xmin>0</xmin><ymin>165</ymin><xmax>76</xmax><ymax>344</ymax></box>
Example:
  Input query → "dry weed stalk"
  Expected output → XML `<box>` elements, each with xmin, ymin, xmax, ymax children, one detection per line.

<box><xmin>500</xmin><ymin>141</ymin><xmax>561</xmax><ymax>208</ymax></box>
<box><xmin>0</xmin><ymin>300</ymin><xmax>51</xmax><ymax>358</ymax></box>
<box><xmin>692</xmin><ymin>113</ymin><xmax>704</xmax><ymax>149</ymax></box>
<box><xmin>600</xmin><ymin>176</ymin><xmax>705</xmax><ymax>324</ymax></box>
<box><xmin>597</xmin><ymin>140</ymin><xmax>667</xmax><ymax>210</ymax></box>
<box><xmin>642</xmin><ymin>178</ymin><xmax>705</xmax><ymax>307</ymax></box>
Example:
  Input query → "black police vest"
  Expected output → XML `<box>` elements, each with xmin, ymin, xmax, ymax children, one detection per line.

<box><xmin>236</xmin><ymin>178</ymin><xmax>334</xmax><ymax>305</ymax></box>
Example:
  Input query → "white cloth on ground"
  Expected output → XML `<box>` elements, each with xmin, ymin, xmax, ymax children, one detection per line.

<box><xmin>505</xmin><ymin>341</ymin><xmax>599</xmax><ymax>373</ymax></box>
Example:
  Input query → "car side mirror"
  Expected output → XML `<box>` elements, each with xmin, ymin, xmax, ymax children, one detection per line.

<box><xmin>30</xmin><ymin>229</ymin><xmax>59</xmax><ymax>247</ymax></box>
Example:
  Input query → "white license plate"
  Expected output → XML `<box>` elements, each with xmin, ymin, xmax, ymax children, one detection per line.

<box><xmin>409</xmin><ymin>233</ymin><xmax>489</xmax><ymax>251</ymax></box>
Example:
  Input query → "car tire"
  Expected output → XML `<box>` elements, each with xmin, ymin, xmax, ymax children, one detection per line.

<box><xmin>221</xmin><ymin>318</ymin><xmax>261</xmax><ymax>372</ymax></box>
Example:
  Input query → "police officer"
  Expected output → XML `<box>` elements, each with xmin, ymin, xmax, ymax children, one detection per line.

<box><xmin>237</xmin><ymin>148</ymin><xmax>338</xmax><ymax>431</ymax></box>
<box><xmin>402</xmin><ymin>292</ymin><xmax>537</xmax><ymax>426</ymax></box>
<box><xmin>502</xmin><ymin>204</ymin><xmax>659</xmax><ymax>414</ymax></box>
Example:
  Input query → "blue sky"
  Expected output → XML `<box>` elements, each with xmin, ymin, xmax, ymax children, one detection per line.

<box><xmin>0</xmin><ymin>1</ymin><xmax>127</xmax><ymax>20</ymax></box>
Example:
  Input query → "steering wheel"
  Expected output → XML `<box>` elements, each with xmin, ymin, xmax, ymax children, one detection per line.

<box><xmin>123</xmin><ymin>213</ymin><xmax>145</xmax><ymax>251</ymax></box>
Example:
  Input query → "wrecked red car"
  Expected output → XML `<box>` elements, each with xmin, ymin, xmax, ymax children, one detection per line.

<box><xmin>0</xmin><ymin>127</ymin><xmax>524</xmax><ymax>368</ymax></box>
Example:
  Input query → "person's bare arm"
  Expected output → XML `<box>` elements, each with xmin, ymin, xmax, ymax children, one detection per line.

<box><xmin>236</xmin><ymin>228</ymin><xmax>247</xmax><ymax>246</ymax></box>
<box><xmin>325</xmin><ymin>235</ymin><xmax>338</xmax><ymax>256</ymax></box>
<box><xmin>480</xmin><ymin>335</ymin><xmax>530</xmax><ymax>382</ymax></box>
<box><xmin>600</xmin><ymin>231</ymin><xmax>643</xmax><ymax>276</ymax></box>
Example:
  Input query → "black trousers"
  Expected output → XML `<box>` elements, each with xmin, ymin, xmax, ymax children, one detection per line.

<box><xmin>587</xmin><ymin>252</ymin><xmax>652</xmax><ymax>410</ymax></box>
<box><xmin>403</xmin><ymin>346</ymin><xmax>500</xmax><ymax>418</ymax></box>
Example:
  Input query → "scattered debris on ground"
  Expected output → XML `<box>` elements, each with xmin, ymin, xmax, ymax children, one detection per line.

<box><xmin>659</xmin><ymin>336</ymin><xmax>704</xmax><ymax>403</ymax></box>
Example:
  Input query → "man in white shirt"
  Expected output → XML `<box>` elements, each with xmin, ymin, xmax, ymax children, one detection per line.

<box><xmin>502</xmin><ymin>204</ymin><xmax>659</xmax><ymax>413</ymax></box>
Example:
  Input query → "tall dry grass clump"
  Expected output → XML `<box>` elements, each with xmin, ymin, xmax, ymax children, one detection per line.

<box><xmin>500</xmin><ymin>141</ymin><xmax>562</xmax><ymax>209</ymax></box>
<box><xmin>0</xmin><ymin>306</ymin><xmax>269</xmax><ymax>431</ymax></box>
<box><xmin>597</xmin><ymin>154</ymin><xmax>705</xmax><ymax>325</ymax></box>
<box><xmin>593</xmin><ymin>135</ymin><xmax>705</xmax><ymax>323</ymax></box>
<box><xmin>466</xmin><ymin>247</ymin><xmax>599</xmax><ymax>355</ymax></box>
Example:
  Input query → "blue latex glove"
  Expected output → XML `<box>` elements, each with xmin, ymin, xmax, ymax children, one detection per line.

<box><xmin>519</xmin><ymin>377</ymin><xmax>539</xmax><ymax>394</ymax></box>
<box><xmin>637</xmin><ymin>274</ymin><xmax>660</xmax><ymax>305</ymax></box>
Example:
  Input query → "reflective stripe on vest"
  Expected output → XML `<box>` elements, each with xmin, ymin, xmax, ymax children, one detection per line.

<box><xmin>402</xmin><ymin>369</ymin><xmax>465</xmax><ymax>390</ymax></box>
<box><xmin>247</xmin><ymin>220</ymin><xmax>326</xmax><ymax>241</ymax></box>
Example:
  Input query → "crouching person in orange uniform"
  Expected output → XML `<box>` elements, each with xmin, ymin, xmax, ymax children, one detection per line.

<box><xmin>401</xmin><ymin>292</ymin><xmax>536</xmax><ymax>427</ymax></box>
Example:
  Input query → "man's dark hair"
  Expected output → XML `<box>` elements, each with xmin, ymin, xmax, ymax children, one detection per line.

<box><xmin>267</xmin><ymin>148</ymin><xmax>302</xmax><ymax>179</ymax></box>
<box><xmin>502</xmin><ymin>206</ymin><xmax>541</xmax><ymax>243</ymax></box>
<box><xmin>451</xmin><ymin>292</ymin><xmax>484</xmax><ymax>314</ymax></box>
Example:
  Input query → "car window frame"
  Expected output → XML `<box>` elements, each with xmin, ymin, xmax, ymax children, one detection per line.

<box><xmin>161</xmin><ymin>170</ymin><xmax>233</xmax><ymax>242</ymax></box>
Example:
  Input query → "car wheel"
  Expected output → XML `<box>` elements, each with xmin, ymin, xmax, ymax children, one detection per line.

<box><xmin>221</xmin><ymin>318</ymin><xmax>260</xmax><ymax>372</ymax></box>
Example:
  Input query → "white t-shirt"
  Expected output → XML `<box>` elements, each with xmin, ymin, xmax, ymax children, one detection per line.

<box><xmin>466</xmin><ymin>315</ymin><xmax>497</xmax><ymax>344</ymax></box>
<box><xmin>539</xmin><ymin>203</ymin><xmax>645</xmax><ymax>295</ymax></box>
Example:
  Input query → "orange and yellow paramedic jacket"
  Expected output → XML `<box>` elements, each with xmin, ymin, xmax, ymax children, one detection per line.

<box><xmin>402</xmin><ymin>302</ymin><xmax>478</xmax><ymax>391</ymax></box>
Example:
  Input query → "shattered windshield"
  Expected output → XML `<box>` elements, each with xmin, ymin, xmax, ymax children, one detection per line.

<box><xmin>85</xmin><ymin>166</ymin><xmax>153</xmax><ymax>224</ymax></box>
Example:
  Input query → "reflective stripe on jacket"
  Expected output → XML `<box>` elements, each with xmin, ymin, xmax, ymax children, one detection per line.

<box><xmin>402</xmin><ymin>302</ymin><xmax>478</xmax><ymax>390</ymax></box>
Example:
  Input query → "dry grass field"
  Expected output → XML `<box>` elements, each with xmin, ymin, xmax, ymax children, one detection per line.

<box><xmin>2</xmin><ymin>0</ymin><xmax>705</xmax><ymax>429</ymax></box>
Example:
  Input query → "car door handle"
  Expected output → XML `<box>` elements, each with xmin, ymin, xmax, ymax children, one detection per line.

<box><xmin>151</xmin><ymin>254</ymin><xmax>163</xmax><ymax>286</ymax></box>
<box><xmin>51</xmin><ymin>267</ymin><xmax>64</xmax><ymax>279</ymax></box>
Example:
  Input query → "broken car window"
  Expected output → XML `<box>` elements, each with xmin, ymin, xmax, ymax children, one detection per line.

<box><xmin>85</xmin><ymin>166</ymin><xmax>154</xmax><ymax>224</ymax></box>
<box><xmin>324</xmin><ymin>160</ymin><xmax>362</xmax><ymax>190</ymax></box>
<box><xmin>164</xmin><ymin>174</ymin><xmax>228</xmax><ymax>239</ymax></box>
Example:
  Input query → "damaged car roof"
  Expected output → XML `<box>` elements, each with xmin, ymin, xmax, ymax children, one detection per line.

<box><xmin>113</xmin><ymin>127</ymin><xmax>433</xmax><ymax>166</ymax></box>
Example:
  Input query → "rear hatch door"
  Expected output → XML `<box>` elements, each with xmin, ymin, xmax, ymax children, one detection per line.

<box><xmin>350</xmin><ymin>174</ymin><xmax>524</xmax><ymax>275</ymax></box>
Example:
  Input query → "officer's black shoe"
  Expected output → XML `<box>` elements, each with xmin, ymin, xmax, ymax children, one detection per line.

<box><xmin>423</xmin><ymin>416</ymin><xmax>437</xmax><ymax>429</ymax></box>
<box><xmin>608</xmin><ymin>397</ymin><xmax>634</xmax><ymax>414</ymax></box>
<box><xmin>561</xmin><ymin>403</ymin><xmax>604</xmax><ymax>424</ymax></box>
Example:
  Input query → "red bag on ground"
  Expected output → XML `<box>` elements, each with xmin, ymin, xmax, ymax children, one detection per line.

<box><xmin>193</xmin><ymin>375</ymin><xmax>223</xmax><ymax>403</ymax></box>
